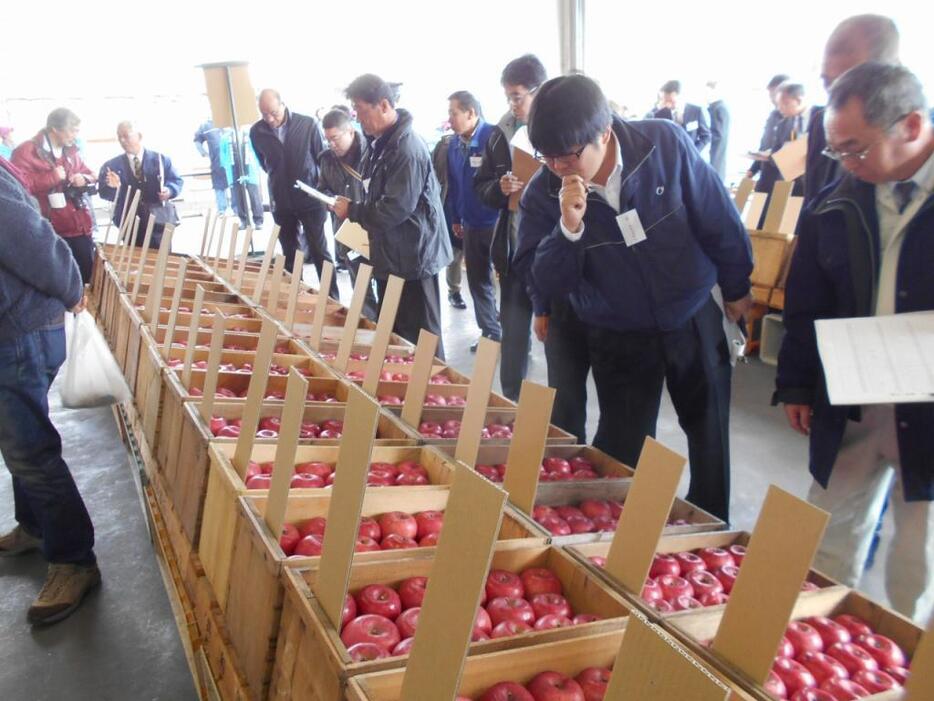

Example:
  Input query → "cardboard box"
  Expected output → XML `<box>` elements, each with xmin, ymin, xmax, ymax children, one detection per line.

<box><xmin>413</xmin><ymin>407</ymin><xmax>577</xmax><ymax>447</ymax></box>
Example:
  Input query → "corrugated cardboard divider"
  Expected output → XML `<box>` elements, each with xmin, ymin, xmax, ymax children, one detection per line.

<box><xmin>502</xmin><ymin>380</ymin><xmax>556</xmax><ymax>513</ymax></box>
<box><xmin>400</xmin><ymin>330</ymin><xmax>439</xmax><ymax>428</ymax></box>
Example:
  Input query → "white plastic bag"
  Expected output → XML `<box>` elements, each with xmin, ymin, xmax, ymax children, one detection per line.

<box><xmin>60</xmin><ymin>311</ymin><xmax>131</xmax><ymax>408</ymax></box>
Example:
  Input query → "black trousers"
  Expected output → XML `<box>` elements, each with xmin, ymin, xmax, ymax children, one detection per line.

<box><xmin>63</xmin><ymin>235</ymin><xmax>95</xmax><ymax>285</ymax></box>
<box><xmin>499</xmin><ymin>271</ymin><xmax>532</xmax><ymax>402</ymax></box>
<box><xmin>544</xmin><ymin>300</ymin><xmax>591</xmax><ymax>444</ymax></box>
<box><xmin>377</xmin><ymin>275</ymin><xmax>445</xmax><ymax>361</ymax></box>
<box><xmin>274</xmin><ymin>208</ymin><xmax>339</xmax><ymax>298</ymax></box>
<box><xmin>463</xmin><ymin>226</ymin><xmax>501</xmax><ymax>341</ymax></box>
<box><xmin>587</xmin><ymin>297</ymin><xmax>732</xmax><ymax>521</ymax></box>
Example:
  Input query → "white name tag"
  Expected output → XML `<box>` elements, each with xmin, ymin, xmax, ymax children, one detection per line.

<box><xmin>48</xmin><ymin>192</ymin><xmax>67</xmax><ymax>209</ymax></box>
<box><xmin>685</xmin><ymin>120</ymin><xmax>698</xmax><ymax>132</ymax></box>
<box><xmin>617</xmin><ymin>209</ymin><xmax>647</xmax><ymax>247</ymax></box>
<box><xmin>469</xmin><ymin>155</ymin><xmax>483</xmax><ymax>168</ymax></box>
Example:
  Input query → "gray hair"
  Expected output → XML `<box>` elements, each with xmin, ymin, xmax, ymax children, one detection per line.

<box><xmin>46</xmin><ymin>107</ymin><xmax>80</xmax><ymax>131</ymax></box>
<box><xmin>116</xmin><ymin>120</ymin><xmax>140</xmax><ymax>134</ymax></box>
<box><xmin>826</xmin><ymin>14</ymin><xmax>899</xmax><ymax>64</ymax></box>
<box><xmin>828</xmin><ymin>62</ymin><xmax>927</xmax><ymax>129</ymax></box>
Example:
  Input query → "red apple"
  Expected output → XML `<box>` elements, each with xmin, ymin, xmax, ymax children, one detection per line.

<box><xmin>486</xmin><ymin>570</ymin><xmax>525</xmax><ymax>600</ymax></box>
<box><xmin>650</xmin><ymin>599</ymin><xmax>675</xmax><ymax>613</ymax></box>
<box><xmin>786</xmin><ymin>621</ymin><xmax>825</xmax><ymax>655</ymax></box>
<box><xmin>395</xmin><ymin>607</ymin><xmax>420</xmax><ymax>639</ymax></box>
<box><xmin>673</xmin><ymin>551</ymin><xmax>707</xmax><ymax>574</ymax></box>
<box><xmin>777</xmin><ymin>636</ymin><xmax>796</xmax><ymax>658</ymax></box>
<box><xmin>295</xmin><ymin>461</ymin><xmax>333</xmax><ymax>480</ymax></box>
<box><xmin>398</xmin><ymin>577</ymin><xmax>428</xmax><ymax>610</ymax></box>
<box><xmin>791</xmin><ymin>690</ymin><xmax>835</xmax><ymax>700</ymax></box>
<box><xmin>698</xmin><ymin>591</ymin><xmax>730</xmax><ymax>607</ymax></box>
<box><xmin>728</xmin><ymin>543</ymin><xmax>747</xmax><ymax>565</ymax></box>
<box><xmin>490</xmin><ymin>620</ymin><xmax>533</xmax><ymax>639</ymax></box>
<box><xmin>806</xmin><ymin>617</ymin><xmax>853</xmax><ymax>648</ymax></box>
<box><xmin>367</xmin><ymin>471</ymin><xmax>395</xmax><ymax>487</ymax></box>
<box><xmin>657</xmin><ymin>574</ymin><xmax>693</xmax><ymax>601</ymax></box>
<box><xmin>520</xmin><ymin>568</ymin><xmax>563</xmax><ymax>597</ymax></box>
<box><xmin>685</xmin><ymin>570</ymin><xmax>724</xmax><ymax>599</ymax></box>
<box><xmin>832</xmin><ymin>615</ymin><xmax>872</xmax><ymax>639</ymax></box>
<box><xmin>542</xmin><ymin>457</ymin><xmax>572</xmax><ymax>475</ymax></box>
<box><xmin>826</xmin><ymin>642</ymin><xmax>879</xmax><ymax>676</ymax></box>
<box><xmin>341</xmin><ymin>594</ymin><xmax>357</xmax><ymax>629</ymax></box>
<box><xmin>529</xmin><ymin>593</ymin><xmax>571</xmax><ymax>620</ymax></box>
<box><xmin>538</xmin><ymin>515</ymin><xmax>572</xmax><ymax>536</ymax></box>
<box><xmin>526</xmin><ymin>671</ymin><xmax>585</xmax><ymax>701</ymax></box>
<box><xmin>532</xmin><ymin>505</ymin><xmax>558</xmax><ymax>521</ymax></box>
<box><xmin>355</xmin><ymin>536</ymin><xmax>382</xmax><ymax>552</ymax></box>
<box><xmin>555</xmin><ymin>505</ymin><xmax>584</xmax><ymax>521</ymax></box>
<box><xmin>697</xmin><ymin>547</ymin><xmax>735</xmax><ymax>571</ymax></box>
<box><xmin>578</xmin><ymin>499</ymin><xmax>613</xmax><ymax>520</ymax></box>
<box><xmin>358</xmin><ymin>517</ymin><xmax>382</xmax><ymax>541</ymax></box>
<box><xmin>649</xmin><ymin>553</ymin><xmax>681</xmax><ymax>578</ymax></box>
<box><xmin>380</xmin><ymin>534</ymin><xmax>418</xmax><ymax>550</ymax></box>
<box><xmin>474</xmin><ymin>607</ymin><xmax>493</xmax><ymax>635</ymax></box>
<box><xmin>854</xmin><ymin>633</ymin><xmax>907</xmax><ymax>669</ymax></box>
<box><xmin>588</xmin><ymin>556</ymin><xmax>607</xmax><ymax>568</ymax></box>
<box><xmin>356</xmin><ymin>584</ymin><xmax>402</xmax><ymax>620</ymax></box>
<box><xmin>608</xmin><ymin>500</ymin><xmax>624</xmax><ymax>518</ymax></box>
<box><xmin>592</xmin><ymin>516</ymin><xmax>618</xmax><ymax>533</ymax></box>
<box><xmin>477</xmin><ymin>464</ymin><xmax>502</xmax><ymax>482</ymax></box>
<box><xmin>565</xmin><ymin>514</ymin><xmax>595</xmax><ymax>533</ymax></box>
<box><xmin>291</xmin><ymin>473</ymin><xmax>325</xmax><ymax>489</ymax></box>
<box><xmin>671</xmin><ymin>595</ymin><xmax>704</xmax><ymax>611</ymax></box>
<box><xmin>576</xmin><ymin>667</ymin><xmax>611</xmax><ymax>701</ymax></box>
<box><xmin>479</xmin><ymin>681</ymin><xmax>535</xmax><ymax>701</ymax></box>
<box><xmin>391</xmin><ymin>637</ymin><xmax>415</xmax><ymax>656</ymax></box>
<box><xmin>533</xmin><ymin>614</ymin><xmax>574</xmax><ymax>630</ymax></box>
<box><xmin>572</xmin><ymin>613</ymin><xmax>601</xmax><ymax>625</ymax></box>
<box><xmin>259</xmin><ymin>416</ymin><xmax>281</xmax><ymax>433</ymax></box>
<box><xmin>346</xmin><ymin>642</ymin><xmax>389</xmax><ymax>662</ymax></box>
<box><xmin>797</xmin><ymin>651</ymin><xmax>849</xmax><ymax>687</ymax></box>
<box><xmin>419</xmin><ymin>533</ymin><xmax>440</xmax><ymax>546</ymax></box>
<box><xmin>255</xmin><ymin>429</ymin><xmax>279</xmax><ymax>439</ymax></box>
<box><xmin>764</xmin><ymin>670</ymin><xmax>788</xmax><ymax>700</ymax></box>
<box><xmin>413</xmin><ymin>510</ymin><xmax>444</xmax><ymax>540</ymax></box>
<box><xmin>773</xmin><ymin>657</ymin><xmax>819</xmax><ymax>697</ymax></box>
<box><xmin>209</xmin><ymin>416</ymin><xmax>227</xmax><ymax>434</ymax></box>
<box><xmin>641</xmin><ymin>578</ymin><xmax>664</xmax><ymax>604</ymax></box>
<box><xmin>851</xmin><ymin>669</ymin><xmax>899</xmax><ymax>693</ymax></box>
<box><xmin>378</xmin><ymin>512</ymin><xmax>418</xmax><ymax>540</ymax></box>
<box><xmin>818</xmin><ymin>677</ymin><xmax>870</xmax><ymax>700</ymax></box>
<box><xmin>280</xmin><ymin>523</ymin><xmax>300</xmax><ymax>555</ymax></box>
<box><xmin>714</xmin><ymin>564</ymin><xmax>740</xmax><ymax>594</ymax></box>
<box><xmin>298</xmin><ymin>517</ymin><xmax>327</xmax><ymax>538</ymax></box>
<box><xmin>486</xmin><ymin>597</ymin><xmax>535</xmax><ymax>628</ymax></box>
<box><xmin>294</xmin><ymin>534</ymin><xmax>325</xmax><ymax>556</ymax></box>
<box><xmin>882</xmin><ymin>667</ymin><xmax>908</xmax><ymax>685</ymax></box>
<box><xmin>217</xmin><ymin>425</ymin><xmax>241</xmax><ymax>438</ymax></box>
<box><xmin>395</xmin><ymin>472</ymin><xmax>429</xmax><ymax>486</ymax></box>
<box><xmin>245</xmin><ymin>474</ymin><xmax>272</xmax><ymax>489</ymax></box>
<box><xmin>340</xmin><ymin>614</ymin><xmax>400</xmax><ymax>653</ymax></box>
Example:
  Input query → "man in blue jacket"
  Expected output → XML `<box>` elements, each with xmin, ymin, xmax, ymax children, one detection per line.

<box><xmin>0</xmin><ymin>156</ymin><xmax>100</xmax><ymax>625</ymax></box>
<box><xmin>775</xmin><ymin>63</ymin><xmax>934</xmax><ymax>623</ymax></box>
<box><xmin>446</xmin><ymin>91</ymin><xmax>501</xmax><ymax>349</ymax></box>
<box><xmin>514</xmin><ymin>75</ymin><xmax>753</xmax><ymax>522</ymax></box>
<box><xmin>98</xmin><ymin>121</ymin><xmax>184</xmax><ymax>250</ymax></box>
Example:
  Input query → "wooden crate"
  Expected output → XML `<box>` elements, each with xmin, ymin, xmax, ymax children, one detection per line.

<box><xmin>150</xmin><ymin>324</ymin><xmax>291</xmax><ymax>352</ymax></box>
<box><xmin>268</xmin><ymin>545</ymin><xmax>631</xmax><ymax>701</ymax></box>
<box><xmin>223</xmin><ymin>491</ymin><xmax>547</xmax><ymax>699</ymax></box>
<box><xmin>375</xmin><ymin>380</ymin><xmax>515</xmax><ymax>410</ymax></box>
<box><xmin>666</xmin><ymin>587</ymin><xmax>924</xmax><ymax>701</ymax></box>
<box><xmin>441</xmin><ymin>444</ymin><xmax>635</xmax><ymax>482</ymax></box>
<box><xmin>414</xmin><ymin>407</ymin><xmax>577</xmax><ymax>447</ymax></box>
<box><xmin>568</xmin><ymin>530</ymin><xmax>843</xmax><ymax>622</ymax></box>
<box><xmin>199</xmin><ymin>443</ymin><xmax>451</xmax><ymax>615</ymax></box>
<box><xmin>161</xmin><ymin>400</ymin><xmax>418</xmax><ymax>553</ymax></box>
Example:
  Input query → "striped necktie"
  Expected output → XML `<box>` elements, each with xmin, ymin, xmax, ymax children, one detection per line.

<box><xmin>132</xmin><ymin>155</ymin><xmax>142</xmax><ymax>182</ymax></box>
<box><xmin>893</xmin><ymin>181</ymin><xmax>916</xmax><ymax>214</ymax></box>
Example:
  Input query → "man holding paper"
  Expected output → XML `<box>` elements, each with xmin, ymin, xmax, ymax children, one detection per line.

<box><xmin>774</xmin><ymin>63</ymin><xmax>934</xmax><ymax>623</ymax></box>
<box><xmin>332</xmin><ymin>74</ymin><xmax>452</xmax><ymax>357</ymax></box>
<box><xmin>513</xmin><ymin>75</ymin><xmax>753</xmax><ymax>522</ymax></box>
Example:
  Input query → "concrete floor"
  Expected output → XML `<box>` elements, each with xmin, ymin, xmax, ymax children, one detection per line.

<box><xmin>0</xmin><ymin>218</ymin><xmax>890</xmax><ymax>699</ymax></box>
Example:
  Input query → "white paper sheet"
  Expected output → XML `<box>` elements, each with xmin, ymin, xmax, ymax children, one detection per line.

<box><xmin>816</xmin><ymin>313</ymin><xmax>934</xmax><ymax>405</ymax></box>
<box><xmin>293</xmin><ymin>180</ymin><xmax>337</xmax><ymax>207</ymax></box>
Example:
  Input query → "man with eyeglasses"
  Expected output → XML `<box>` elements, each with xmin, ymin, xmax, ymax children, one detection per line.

<box><xmin>513</xmin><ymin>75</ymin><xmax>753</xmax><ymax>522</ymax></box>
<box><xmin>317</xmin><ymin>108</ymin><xmax>378</xmax><ymax>319</ymax></box>
<box><xmin>804</xmin><ymin>14</ymin><xmax>900</xmax><ymax>206</ymax></box>
<box><xmin>775</xmin><ymin>63</ymin><xmax>934</xmax><ymax>624</ymax></box>
<box><xmin>250</xmin><ymin>89</ymin><xmax>339</xmax><ymax>297</ymax></box>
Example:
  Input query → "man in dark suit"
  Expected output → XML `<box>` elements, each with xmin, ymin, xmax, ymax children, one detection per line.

<box><xmin>705</xmin><ymin>81</ymin><xmax>730</xmax><ymax>181</ymax></box>
<box><xmin>98</xmin><ymin>120</ymin><xmax>183</xmax><ymax>249</ymax></box>
<box><xmin>651</xmin><ymin>80</ymin><xmax>711</xmax><ymax>154</ymax></box>
<box><xmin>250</xmin><ymin>89</ymin><xmax>338</xmax><ymax>296</ymax></box>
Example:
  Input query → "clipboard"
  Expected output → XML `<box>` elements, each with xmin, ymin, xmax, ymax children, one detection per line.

<box><xmin>335</xmin><ymin>219</ymin><xmax>370</xmax><ymax>258</ymax></box>
<box><xmin>508</xmin><ymin>147</ymin><xmax>541</xmax><ymax>212</ymax></box>
<box><xmin>772</xmin><ymin>134</ymin><xmax>808</xmax><ymax>181</ymax></box>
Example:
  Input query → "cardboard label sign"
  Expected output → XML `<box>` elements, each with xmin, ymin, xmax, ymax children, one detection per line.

<box><xmin>454</xmin><ymin>337</ymin><xmax>500</xmax><ymax>467</ymax></box>
<box><xmin>199</xmin><ymin>208</ymin><xmax>215</xmax><ymax>257</ymax></box>
<box><xmin>251</xmin><ymin>225</ymin><xmax>280</xmax><ymax>304</ymax></box>
<box><xmin>130</xmin><ymin>217</ymin><xmax>156</xmax><ymax>295</ymax></box>
<box><xmin>307</xmin><ymin>261</ymin><xmax>335</xmax><ymax>351</ymax></box>
<box><xmin>181</xmin><ymin>286</ymin><xmax>206</xmax><ymax>383</ymax></box>
<box><xmin>502</xmin><ymin>381</ymin><xmax>556</xmax><ymax>513</ymax></box>
<box><xmin>235</xmin><ymin>225</ymin><xmax>254</xmax><ymax>288</ymax></box>
<box><xmin>606</xmin><ymin>612</ymin><xmax>730</xmax><ymax>700</ymax></box>
<box><xmin>231</xmin><ymin>319</ymin><xmax>279</xmax><ymax>474</ymax></box>
<box><xmin>772</xmin><ymin>134</ymin><xmax>808</xmax><ymax>182</ymax></box>
<box><xmin>905</xmin><ymin>617</ymin><xmax>934</xmax><ymax>700</ymax></box>
<box><xmin>508</xmin><ymin>147</ymin><xmax>541</xmax><ymax>212</ymax></box>
<box><xmin>335</xmin><ymin>219</ymin><xmax>370</xmax><ymax>258</ymax></box>
<box><xmin>263</xmin><ymin>368</ymin><xmax>309</xmax><ymax>540</ymax></box>
<box><xmin>334</xmin><ymin>263</ymin><xmax>374</xmax><ymax>372</ymax></box>
<box><xmin>146</xmin><ymin>226</ymin><xmax>175</xmax><ymax>335</ymax></box>
<box><xmin>285</xmin><ymin>250</ymin><xmax>305</xmax><ymax>331</ymax></box>
<box><xmin>312</xmin><ymin>385</ymin><xmax>381</xmax><ymax>629</ymax></box>
<box><xmin>225</xmin><ymin>219</ymin><xmax>239</xmax><ymax>279</ymax></box>
<box><xmin>604</xmin><ymin>438</ymin><xmax>687</xmax><ymax>596</ymax></box>
<box><xmin>197</xmin><ymin>311</ymin><xmax>227</xmax><ymax>422</ymax></box>
<box><xmin>400</xmin><ymin>466</ymin><xmax>507</xmax><ymax>701</ymax></box>
<box><xmin>266</xmin><ymin>255</ymin><xmax>286</xmax><ymax>313</ymax></box>
<box><xmin>400</xmin><ymin>330</ymin><xmax>440</xmax><ymax>427</ymax></box>
<box><xmin>161</xmin><ymin>259</ymin><xmax>189</xmax><ymax>356</ymax></box>
<box><xmin>733</xmin><ymin>177</ymin><xmax>755</xmax><ymax>212</ymax></box>
<box><xmin>362</xmin><ymin>275</ymin><xmax>405</xmax><ymax>394</ymax></box>
<box><xmin>712</xmin><ymin>485</ymin><xmax>829</xmax><ymax>684</ymax></box>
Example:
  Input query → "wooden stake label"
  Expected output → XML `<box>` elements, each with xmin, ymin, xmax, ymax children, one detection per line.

<box><xmin>605</xmin><ymin>612</ymin><xmax>729</xmax><ymax>701</ymax></box>
<box><xmin>313</xmin><ymin>385</ymin><xmax>381</xmax><ymax>629</ymax></box>
<box><xmin>334</xmin><ymin>263</ymin><xmax>374</xmax><ymax>372</ymax></box>
<box><xmin>235</xmin><ymin>225</ymin><xmax>253</xmax><ymax>288</ymax></box>
<box><xmin>308</xmin><ymin>261</ymin><xmax>335</xmax><ymax>351</ymax></box>
<box><xmin>198</xmin><ymin>311</ymin><xmax>227</xmax><ymax>421</ymax></box>
<box><xmin>266</xmin><ymin>255</ymin><xmax>286</xmax><ymax>313</ymax></box>
<box><xmin>264</xmin><ymin>368</ymin><xmax>309</xmax><ymax>540</ymax></box>
<box><xmin>454</xmin><ymin>337</ymin><xmax>500</xmax><ymax>467</ymax></box>
<box><xmin>213</xmin><ymin>214</ymin><xmax>226</xmax><ymax>262</ymax></box>
<box><xmin>181</xmin><ymin>285</ymin><xmax>206</xmax><ymax>382</ymax></box>
<box><xmin>251</xmin><ymin>225</ymin><xmax>280</xmax><ymax>304</ymax></box>
<box><xmin>285</xmin><ymin>250</ymin><xmax>305</xmax><ymax>330</ymax></box>
<box><xmin>502</xmin><ymin>381</ymin><xmax>556</xmax><ymax>512</ymax></box>
<box><xmin>400</xmin><ymin>330</ymin><xmax>440</xmax><ymax>427</ymax></box>
<box><xmin>232</xmin><ymin>319</ymin><xmax>279</xmax><ymax>474</ymax></box>
<box><xmin>712</xmin><ymin>486</ymin><xmax>829</xmax><ymax>684</ymax></box>
<box><xmin>225</xmin><ymin>219</ymin><xmax>239</xmax><ymax>279</ymax></box>
<box><xmin>199</xmin><ymin>208</ymin><xmax>214</xmax><ymax>257</ymax></box>
<box><xmin>604</xmin><ymin>438</ymin><xmax>687</xmax><ymax>595</ymax></box>
<box><xmin>362</xmin><ymin>275</ymin><xmax>404</xmax><ymax>394</ymax></box>
<box><xmin>400</xmin><ymin>466</ymin><xmax>507</xmax><ymax>701</ymax></box>
<box><xmin>130</xmin><ymin>216</ymin><xmax>156</xmax><ymax>296</ymax></box>
<box><xmin>161</xmin><ymin>259</ymin><xmax>189</xmax><ymax>356</ymax></box>
<box><xmin>146</xmin><ymin>226</ymin><xmax>174</xmax><ymax>335</ymax></box>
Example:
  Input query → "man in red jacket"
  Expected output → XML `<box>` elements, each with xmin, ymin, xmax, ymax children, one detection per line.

<box><xmin>12</xmin><ymin>108</ymin><xmax>95</xmax><ymax>283</ymax></box>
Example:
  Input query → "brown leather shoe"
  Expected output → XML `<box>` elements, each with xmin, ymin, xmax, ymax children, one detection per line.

<box><xmin>27</xmin><ymin>563</ymin><xmax>101</xmax><ymax>625</ymax></box>
<box><xmin>0</xmin><ymin>525</ymin><xmax>42</xmax><ymax>557</ymax></box>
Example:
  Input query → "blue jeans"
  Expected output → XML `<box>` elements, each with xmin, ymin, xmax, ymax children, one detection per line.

<box><xmin>0</xmin><ymin>325</ymin><xmax>96</xmax><ymax>565</ymax></box>
<box><xmin>214</xmin><ymin>188</ymin><xmax>230</xmax><ymax>213</ymax></box>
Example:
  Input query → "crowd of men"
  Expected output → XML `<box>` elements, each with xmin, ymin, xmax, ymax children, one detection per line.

<box><xmin>0</xmin><ymin>12</ymin><xmax>931</xmax><ymax>630</ymax></box>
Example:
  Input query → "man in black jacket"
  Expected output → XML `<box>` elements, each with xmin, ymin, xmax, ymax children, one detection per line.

<box><xmin>651</xmin><ymin>80</ymin><xmax>711</xmax><ymax>154</ymax></box>
<box><xmin>317</xmin><ymin>109</ymin><xmax>378</xmax><ymax>319</ymax></box>
<box><xmin>332</xmin><ymin>75</ymin><xmax>452</xmax><ymax>358</ymax></box>
<box><xmin>804</xmin><ymin>14</ymin><xmax>900</xmax><ymax>206</ymax></box>
<box><xmin>746</xmin><ymin>74</ymin><xmax>789</xmax><ymax>186</ymax></box>
<box><xmin>250</xmin><ymin>89</ymin><xmax>338</xmax><ymax>297</ymax></box>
